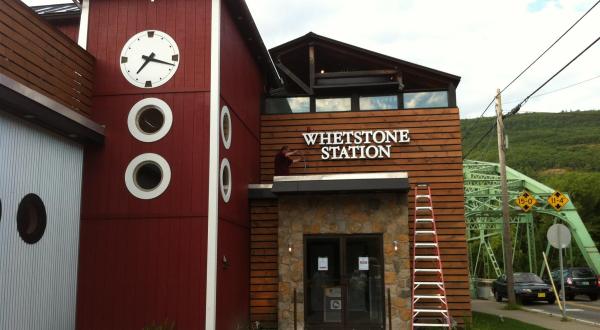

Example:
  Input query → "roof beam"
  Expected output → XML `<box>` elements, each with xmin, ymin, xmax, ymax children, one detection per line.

<box><xmin>276</xmin><ymin>62</ymin><xmax>313</xmax><ymax>95</ymax></box>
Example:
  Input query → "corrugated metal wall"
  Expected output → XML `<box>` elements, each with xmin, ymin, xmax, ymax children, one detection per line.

<box><xmin>0</xmin><ymin>111</ymin><xmax>83</xmax><ymax>330</ymax></box>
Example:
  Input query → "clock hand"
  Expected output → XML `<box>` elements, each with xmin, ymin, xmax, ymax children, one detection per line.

<box><xmin>136</xmin><ymin>52</ymin><xmax>155</xmax><ymax>74</ymax></box>
<box><xmin>142</xmin><ymin>55</ymin><xmax>175</xmax><ymax>66</ymax></box>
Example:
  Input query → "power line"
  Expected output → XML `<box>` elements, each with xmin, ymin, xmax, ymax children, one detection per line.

<box><xmin>506</xmin><ymin>35</ymin><xmax>600</xmax><ymax>117</ymax></box>
<box><xmin>502</xmin><ymin>73</ymin><xmax>600</xmax><ymax>105</ymax></box>
<box><xmin>463</xmin><ymin>34</ymin><xmax>600</xmax><ymax>159</ymax></box>
<box><xmin>462</xmin><ymin>0</ymin><xmax>600</xmax><ymax>141</ymax></box>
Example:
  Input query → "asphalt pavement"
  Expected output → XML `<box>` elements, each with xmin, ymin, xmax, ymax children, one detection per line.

<box><xmin>472</xmin><ymin>295</ymin><xmax>600</xmax><ymax>329</ymax></box>
<box><xmin>524</xmin><ymin>294</ymin><xmax>600</xmax><ymax>327</ymax></box>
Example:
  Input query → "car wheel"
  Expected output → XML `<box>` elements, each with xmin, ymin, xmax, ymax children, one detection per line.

<box><xmin>589</xmin><ymin>294</ymin><xmax>598</xmax><ymax>301</ymax></box>
<box><xmin>494</xmin><ymin>291</ymin><xmax>502</xmax><ymax>302</ymax></box>
<box><xmin>548</xmin><ymin>296</ymin><xmax>556</xmax><ymax>304</ymax></box>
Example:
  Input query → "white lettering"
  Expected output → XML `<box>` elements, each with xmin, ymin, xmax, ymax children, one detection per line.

<box><xmin>379</xmin><ymin>145</ymin><xmax>391</xmax><ymax>158</ymax></box>
<box><xmin>322</xmin><ymin>147</ymin><xmax>330</xmax><ymax>160</ymax></box>
<box><xmin>373</xmin><ymin>131</ymin><xmax>386</xmax><ymax>144</ymax></box>
<box><xmin>365</xmin><ymin>145</ymin><xmax>379</xmax><ymax>159</ymax></box>
<box><xmin>302</xmin><ymin>132</ymin><xmax>319</xmax><ymax>146</ymax></box>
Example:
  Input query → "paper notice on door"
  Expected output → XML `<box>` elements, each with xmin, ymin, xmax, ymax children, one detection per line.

<box><xmin>358</xmin><ymin>256</ymin><xmax>369</xmax><ymax>270</ymax></box>
<box><xmin>318</xmin><ymin>257</ymin><xmax>328</xmax><ymax>271</ymax></box>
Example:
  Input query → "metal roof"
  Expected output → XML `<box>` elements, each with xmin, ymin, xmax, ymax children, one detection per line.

<box><xmin>31</xmin><ymin>3</ymin><xmax>80</xmax><ymax>20</ymax></box>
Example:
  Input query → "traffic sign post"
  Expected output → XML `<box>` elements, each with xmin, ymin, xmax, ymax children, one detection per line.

<box><xmin>548</xmin><ymin>191</ymin><xmax>569</xmax><ymax>212</ymax></box>
<box><xmin>515</xmin><ymin>191</ymin><xmax>537</xmax><ymax>212</ymax></box>
<box><xmin>547</xmin><ymin>223</ymin><xmax>572</xmax><ymax>320</ymax></box>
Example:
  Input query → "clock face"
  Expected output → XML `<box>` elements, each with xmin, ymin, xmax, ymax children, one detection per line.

<box><xmin>120</xmin><ymin>30</ymin><xmax>180</xmax><ymax>88</ymax></box>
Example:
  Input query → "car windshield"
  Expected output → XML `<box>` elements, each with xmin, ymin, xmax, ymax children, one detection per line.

<box><xmin>573</xmin><ymin>268</ymin><xmax>595</xmax><ymax>277</ymax></box>
<box><xmin>514</xmin><ymin>273</ymin><xmax>544</xmax><ymax>283</ymax></box>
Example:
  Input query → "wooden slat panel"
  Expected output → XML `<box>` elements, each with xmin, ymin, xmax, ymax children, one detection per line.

<box><xmin>257</xmin><ymin>107</ymin><xmax>471</xmax><ymax>325</ymax></box>
<box><xmin>0</xmin><ymin>0</ymin><xmax>94</xmax><ymax>115</ymax></box>
<box><xmin>250</xmin><ymin>199</ymin><xmax>279</xmax><ymax>328</ymax></box>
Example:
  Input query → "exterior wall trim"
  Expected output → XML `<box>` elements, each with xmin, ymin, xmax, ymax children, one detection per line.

<box><xmin>0</xmin><ymin>73</ymin><xmax>104</xmax><ymax>143</ymax></box>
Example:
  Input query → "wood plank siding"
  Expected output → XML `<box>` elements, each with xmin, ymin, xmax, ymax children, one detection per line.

<box><xmin>250</xmin><ymin>199</ymin><xmax>279</xmax><ymax>329</ymax></box>
<box><xmin>251</xmin><ymin>107</ymin><xmax>470</xmax><ymax>327</ymax></box>
<box><xmin>0</xmin><ymin>0</ymin><xmax>94</xmax><ymax>115</ymax></box>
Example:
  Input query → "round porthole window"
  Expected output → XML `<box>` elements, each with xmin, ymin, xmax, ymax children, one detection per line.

<box><xmin>220</xmin><ymin>106</ymin><xmax>232</xmax><ymax>149</ymax></box>
<box><xmin>128</xmin><ymin>98</ymin><xmax>173</xmax><ymax>142</ymax></box>
<box><xmin>220</xmin><ymin>158</ymin><xmax>232</xmax><ymax>203</ymax></box>
<box><xmin>17</xmin><ymin>194</ymin><xmax>46</xmax><ymax>244</ymax></box>
<box><xmin>125</xmin><ymin>153</ymin><xmax>171</xmax><ymax>199</ymax></box>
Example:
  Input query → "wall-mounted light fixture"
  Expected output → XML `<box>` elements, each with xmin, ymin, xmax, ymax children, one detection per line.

<box><xmin>288</xmin><ymin>242</ymin><xmax>293</xmax><ymax>253</ymax></box>
<box><xmin>393</xmin><ymin>240</ymin><xmax>398</xmax><ymax>252</ymax></box>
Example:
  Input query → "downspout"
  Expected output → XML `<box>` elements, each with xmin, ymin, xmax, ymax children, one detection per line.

<box><xmin>205</xmin><ymin>0</ymin><xmax>221</xmax><ymax>329</ymax></box>
<box><xmin>76</xmin><ymin>0</ymin><xmax>90</xmax><ymax>49</ymax></box>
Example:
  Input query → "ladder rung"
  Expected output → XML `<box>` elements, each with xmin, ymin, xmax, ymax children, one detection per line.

<box><xmin>416</xmin><ymin>194</ymin><xmax>431</xmax><ymax>199</ymax></box>
<box><xmin>414</xmin><ymin>281</ymin><xmax>443</xmax><ymax>286</ymax></box>
<box><xmin>414</xmin><ymin>309</ymin><xmax>448</xmax><ymax>313</ymax></box>
<box><xmin>415</xmin><ymin>243</ymin><xmax>438</xmax><ymax>247</ymax></box>
<box><xmin>413</xmin><ymin>323</ymin><xmax>450</xmax><ymax>327</ymax></box>
<box><xmin>415</xmin><ymin>230</ymin><xmax>435</xmax><ymax>235</ymax></box>
<box><xmin>416</xmin><ymin>218</ymin><xmax>434</xmax><ymax>222</ymax></box>
<box><xmin>414</xmin><ymin>295</ymin><xmax>445</xmax><ymax>299</ymax></box>
<box><xmin>414</xmin><ymin>268</ymin><xmax>441</xmax><ymax>273</ymax></box>
<box><xmin>415</xmin><ymin>256</ymin><xmax>440</xmax><ymax>260</ymax></box>
<box><xmin>416</xmin><ymin>206</ymin><xmax>432</xmax><ymax>211</ymax></box>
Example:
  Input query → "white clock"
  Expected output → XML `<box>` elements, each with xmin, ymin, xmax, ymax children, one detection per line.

<box><xmin>120</xmin><ymin>30</ymin><xmax>180</xmax><ymax>88</ymax></box>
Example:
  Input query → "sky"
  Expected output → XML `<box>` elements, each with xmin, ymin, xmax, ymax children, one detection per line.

<box><xmin>24</xmin><ymin>0</ymin><xmax>600</xmax><ymax>118</ymax></box>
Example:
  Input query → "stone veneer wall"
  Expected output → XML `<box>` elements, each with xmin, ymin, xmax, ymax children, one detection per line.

<box><xmin>278</xmin><ymin>192</ymin><xmax>410</xmax><ymax>329</ymax></box>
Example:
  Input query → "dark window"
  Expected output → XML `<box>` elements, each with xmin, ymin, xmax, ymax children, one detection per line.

<box><xmin>17</xmin><ymin>194</ymin><xmax>47</xmax><ymax>244</ymax></box>
<box><xmin>359</xmin><ymin>95</ymin><xmax>398</xmax><ymax>110</ymax></box>
<box><xmin>573</xmin><ymin>268</ymin><xmax>595</xmax><ymax>278</ymax></box>
<box><xmin>315</xmin><ymin>98</ymin><xmax>351</xmax><ymax>112</ymax></box>
<box><xmin>403</xmin><ymin>91</ymin><xmax>448</xmax><ymax>108</ymax></box>
<box><xmin>137</xmin><ymin>107</ymin><xmax>164</xmax><ymax>134</ymax></box>
<box><xmin>135</xmin><ymin>162</ymin><xmax>163</xmax><ymax>190</ymax></box>
<box><xmin>514</xmin><ymin>273</ymin><xmax>544</xmax><ymax>283</ymax></box>
<box><xmin>265</xmin><ymin>97</ymin><xmax>310</xmax><ymax>114</ymax></box>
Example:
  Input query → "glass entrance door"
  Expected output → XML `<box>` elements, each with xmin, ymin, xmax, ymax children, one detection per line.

<box><xmin>305</xmin><ymin>235</ymin><xmax>385</xmax><ymax>329</ymax></box>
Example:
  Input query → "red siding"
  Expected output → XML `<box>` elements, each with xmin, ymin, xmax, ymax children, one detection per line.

<box><xmin>216</xmin><ymin>3</ymin><xmax>265</xmax><ymax>328</ymax></box>
<box><xmin>53</xmin><ymin>19</ymin><xmax>79</xmax><ymax>42</ymax></box>
<box><xmin>81</xmin><ymin>92</ymin><xmax>210</xmax><ymax>219</ymax></box>
<box><xmin>87</xmin><ymin>0</ymin><xmax>211</xmax><ymax>96</ymax></box>
<box><xmin>79</xmin><ymin>0</ymin><xmax>215</xmax><ymax>329</ymax></box>
<box><xmin>76</xmin><ymin>217</ymin><xmax>206</xmax><ymax>330</ymax></box>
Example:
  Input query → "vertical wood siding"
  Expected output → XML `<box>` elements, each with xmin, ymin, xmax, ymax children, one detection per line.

<box><xmin>217</xmin><ymin>3</ymin><xmax>265</xmax><ymax>328</ymax></box>
<box><xmin>0</xmin><ymin>111</ymin><xmax>83</xmax><ymax>330</ymax></box>
<box><xmin>78</xmin><ymin>0</ymin><xmax>214</xmax><ymax>328</ymax></box>
<box><xmin>256</xmin><ymin>108</ymin><xmax>471</xmax><ymax>325</ymax></box>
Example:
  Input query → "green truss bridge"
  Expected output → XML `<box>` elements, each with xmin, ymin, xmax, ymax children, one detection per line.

<box><xmin>463</xmin><ymin>160</ymin><xmax>600</xmax><ymax>281</ymax></box>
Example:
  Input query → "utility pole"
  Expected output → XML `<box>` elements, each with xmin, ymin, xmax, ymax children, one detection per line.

<box><xmin>496</xmin><ymin>88</ymin><xmax>516</xmax><ymax>305</ymax></box>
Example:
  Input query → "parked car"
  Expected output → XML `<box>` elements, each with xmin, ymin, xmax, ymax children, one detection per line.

<box><xmin>544</xmin><ymin>267</ymin><xmax>599</xmax><ymax>301</ymax></box>
<box><xmin>492</xmin><ymin>272</ymin><xmax>556</xmax><ymax>304</ymax></box>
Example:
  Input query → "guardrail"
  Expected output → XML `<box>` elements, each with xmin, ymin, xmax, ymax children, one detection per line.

<box><xmin>0</xmin><ymin>0</ymin><xmax>94</xmax><ymax>115</ymax></box>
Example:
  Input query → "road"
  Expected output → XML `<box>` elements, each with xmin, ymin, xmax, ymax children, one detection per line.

<box><xmin>524</xmin><ymin>294</ymin><xmax>600</xmax><ymax>326</ymax></box>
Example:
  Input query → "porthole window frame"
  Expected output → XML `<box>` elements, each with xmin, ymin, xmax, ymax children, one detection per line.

<box><xmin>127</xmin><ymin>98</ymin><xmax>173</xmax><ymax>143</ymax></box>
<box><xmin>17</xmin><ymin>193</ymin><xmax>47</xmax><ymax>244</ymax></box>
<box><xmin>220</xmin><ymin>105</ymin><xmax>232</xmax><ymax>149</ymax></box>
<box><xmin>125</xmin><ymin>153</ymin><xmax>171</xmax><ymax>200</ymax></box>
<box><xmin>220</xmin><ymin>158</ymin><xmax>232</xmax><ymax>203</ymax></box>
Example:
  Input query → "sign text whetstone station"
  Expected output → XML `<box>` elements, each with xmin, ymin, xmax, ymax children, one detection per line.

<box><xmin>302</xmin><ymin>129</ymin><xmax>410</xmax><ymax>160</ymax></box>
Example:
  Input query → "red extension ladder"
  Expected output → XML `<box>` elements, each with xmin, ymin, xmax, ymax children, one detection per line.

<box><xmin>411</xmin><ymin>184</ymin><xmax>451</xmax><ymax>329</ymax></box>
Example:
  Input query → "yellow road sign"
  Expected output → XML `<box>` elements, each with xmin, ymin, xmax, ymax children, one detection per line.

<box><xmin>516</xmin><ymin>191</ymin><xmax>537</xmax><ymax>212</ymax></box>
<box><xmin>548</xmin><ymin>191</ymin><xmax>569</xmax><ymax>211</ymax></box>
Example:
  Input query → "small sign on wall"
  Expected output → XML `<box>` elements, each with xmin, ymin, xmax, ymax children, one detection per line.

<box><xmin>358</xmin><ymin>257</ymin><xmax>369</xmax><ymax>270</ymax></box>
<box><xmin>318</xmin><ymin>257</ymin><xmax>328</xmax><ymax>271</ymax></box>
